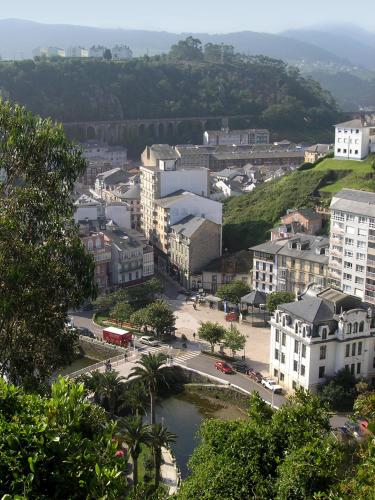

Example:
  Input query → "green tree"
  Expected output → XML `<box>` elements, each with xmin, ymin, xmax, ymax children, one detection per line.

<box><xmin>119</xmin><ymin>380</ymin><xmax>149</xmax><ymax>417</ymax></box>
<box><xmin>96</xmin><ymin>370</ymin><xmax>127</xmax><ymax>418</ymax></box>
<box><xmin>130</xmin><ymin>307</ymin><xmax>151</xmax><ymax>331</ymax></box>
<box><xmin>110</xmin><ymin>301</ymin><xmax>134</xmax><ymax>323</ymax></box>
<box><xmin>169</xmin><ymin>36</ymin><xmax>203</xmax><ymax>61</ymax></box>
<box><xmin>354</xmin><ymin>391</ymin><xmax>375</xmax><ymax>423</ymax></box>
<box><xmin>248</xmin><ymin>391</ymin><xmax>273</xmax><ymax>424</ymax></box>
<box><xmin>204</xmin><ymin>43</ymin><xmax>234</xmax><ymax>63</ymax></box>
<box><xmin>266</xmin><ymin>291</ymin><xmax>295</xmax><ymax>313</ymax></box>
<box><xmin>103</xmin><ymin>48</ymin><xmax>112</xmax><ymax>60</ymax></box>
<box><xmin>0</xmin><ymin>101</ymin><xmax>95</xmax><ymax>389</ymax></box>
<box><xmin>0</xmin><ymin>376</ymin><xmax>126</xmax><ymax>498</ymax></box>
<box><xmin>197</xmin><ymin>321</ymin><xmax>226</xmax><ymax>352</ymax></box>
<box><xmin>148</xmin><ymin>423</ymin><xmax>176</xmax><ymax>487</ymax></box>
<box><xmin>319</xmin><ymin>369</ymin><xmax>358</xmax><ymax>411</ymax></box>
<box><xmin>146</xmin><ymin>299</ymin><xmax>176</xmax><ymax>337</ymax></box>
<box><xmin>223</xmin><ymin>325</ymin><xmax>246</xmax><ymax>357</ymax></box>
<box><xmin>216</xmin><ymin>280</ymin><xmax>251</xmax><ymax>304</ymax></box>
<box><xmin>119</xmin><ymin>415</ymin><xmax>150</xmax><ymax>488</ymax></box>
<box><xmin>128</xmin><ymin>352</ymin><xmax>168</xmax><ymax>424</ymax></box>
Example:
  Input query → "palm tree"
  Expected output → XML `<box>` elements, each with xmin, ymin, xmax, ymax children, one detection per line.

<box><xmin>96</xmin><ymin>370</ymin><xmax>126</xmax><ymax>418</ymax></box>
<box><xmin>148</xmin><ymin>423</ymin><xmax>176</xmax><ymax>487</ymax></box>
<box><xmin>119</xmin><ymin>415</ymin><xmax>150</xmax><ymax>488</ymax></box>
<box><xmin>128</xmin><ymin>352</ymin><xmax>168</xmax><ymax>424</ymax></box>
<box><xmin>119</xmin><ymin>380</ymin><xmax>149</xmax><ymax>417</ymax></box>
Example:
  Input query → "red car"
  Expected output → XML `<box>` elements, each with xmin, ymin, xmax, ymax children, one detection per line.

<box><xmin>214</xmin><ymin>361</ymin><xmax>234</xmax><ymax>374</ymax></box>
<box><xmin>248</xmin><ymin>369</ymin><xmax>263</xmax><ymax>383</ymax></box>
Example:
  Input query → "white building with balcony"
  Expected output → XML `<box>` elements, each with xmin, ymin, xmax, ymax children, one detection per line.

<box><xmin>334</xmin><ymin>117</ymin><xmax>375</xmax><ymax>160</ymax></box>
<box><xmin>270</xmin><ymin>288</ymin><xmax>375</xmax><ymax>392</ymax></box>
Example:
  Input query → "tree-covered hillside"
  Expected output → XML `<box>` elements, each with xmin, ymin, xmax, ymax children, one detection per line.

<box><xmin>0</xmin><ymin>52</ymin><xmax>337</xmax><ymax>142</ymax></box>
<box><xmin>223</xmin><ymin>156</ymin><xmax>375</xmax><ymax>252</ymax></box>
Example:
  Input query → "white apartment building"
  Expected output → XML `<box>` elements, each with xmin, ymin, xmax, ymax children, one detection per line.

<box><xmin>89</xmin><ymin>46</ymin><xmax>107</xmax><ymax>58</ymax></box>
<box><xmin>329</xmin><ymin>188</ymin><xmax>375</xmax><ymax>305</ymax></box>
<box><xmin>112</xmin><ymin>45</ymin><xmax>133</xmax><ymax>60</ymax></box>
<box><xmin>140</xmin><ymin>163</ymin><xmax>209</xmax><ymax>244</ymax></box>
<box><xmin>203</xmin><ymin>128</ymin><xmax>270</xmax><ymax>146</ymax></box>
<box><xmin>82</xmin><ymin>142</ymin><xmax>128</xmax><ymax>166</ymax></box>
<box><xmin>66</xmin><ymin>46</ymin><xmax>89</xmax><ymax>58</ymax></box>
<box><xmin>270</xmin><ymin>288</ymin><xmax>375</xmax><ymax>391</ymax></box>
<box><xmin>32</xmin><ymin>47</ymin><xmax>65</xmax><ymax>58</ymax></box>
<box><xmin>334</xmin><ymin>118</ymin><xmax>375</xmax><ymax>160</ymax></box>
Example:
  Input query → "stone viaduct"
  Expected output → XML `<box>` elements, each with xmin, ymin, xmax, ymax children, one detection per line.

<box><xmin>62</xmin><ymin>115</ymin><xmax>252</xmax><ymax>143</ymax></box>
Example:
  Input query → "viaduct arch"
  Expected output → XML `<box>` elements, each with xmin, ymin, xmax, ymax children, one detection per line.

<box><xmin>62</xmin><ymin>115</ymin><xmax>249</xmax><ymax>144</ymax></box>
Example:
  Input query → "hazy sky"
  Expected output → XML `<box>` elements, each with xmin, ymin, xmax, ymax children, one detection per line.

<box><xmin>1</xmin><ymin>0</ymin><xmax>374</xmax><ymax>33</ymax></box>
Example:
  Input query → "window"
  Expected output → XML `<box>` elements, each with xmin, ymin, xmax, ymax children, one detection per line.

<box><xmin>346</xmin><ymin>214</ymin><xmax>355</xmax><ymax>222</ymax></box>
<box><xmin>293</xmin><ymin>360</ymin><xmax>298</xmax><ymax>372</ymax></box>
<box><xmin>359</xmin><ymin>216</ymin><xmax>368</xmax><ymax>224</ymax></box>
<box><xmin>344</xmin><ymin>261</ymin><xmax>353</xmax><ymax>269</ymax></box>
<box><xmin>357</xmin><ymin>362</ymin><xmax>361</xmax><ymax>374</ymax></box>
<box><xmin>302</xmin><ymin>344</ymin><xmax>306</xmax><ymax>358</ymax></box>
<box><xmin>320</xmin><ymin>345</ymin><xmax>327</xmax><ymax>360</ymax></box>
<box><xmin>345</xmin><ymin>249</ymin><xmax>353</xmax><ymax>257</ymax></box>
<box><xmin>359</xmin><ymin>322</ymin><xmax>364</xmax><ymax>333</ymax></box>
<box><xmin>343</xmin><ymin>273</ymin><xmax>352</xmax><ymax>281</ymax></box>
<box><xmin>292</xmin><ymin>381</ymin><xmax>297</xmax><ymax>390</ymax></box>
<box><xmin>274</xmin><ymin>349</ymin><xmax>279</xmax><ymax>360</ymax></box>
<box><xmin>355</xmin><ymin>150</ymin><xmax>359</xmax><ymax>155</ymax></box>
<box><xmin>345</xmin><ymin>238</ymin><xmax>354</xmax><ymax>246</ymax></box>
<box><xmin>356</xmin><ymin>265</ymin><xmax>365</xmax><ymax>273</ymax></box>
<box><xmin>355</xmin><ymin>277</ymin><xmax>364</xmax><ymax>284</ymax></box>
<box><xmin>275</xmin><ymin>329</ymin><xmax>280</xmax><ymax>342</ymax></box>
<box><xmin>274</xmin><ymin>369</ymin><xmax>278</xmax><ymax>377</ymax></box>
<box><xmin>357</xmin><ymin>240</ymin><xmax>366</xmax><ymax>249</ymax></box>
<box><xmin>280</xmin><ymin>372</ymin><xmax>285</xmax><ymax>381</ymax></box>
<box><xmin>346</xmin><ymin>226</ymin><xmax>355</xmax><ymax>234</ymax></box>
<box><xmin>319</xmin><ymin>366</ymin><xmax>325</xmax><ymax>378</ymax></box>
<box><xmin>337</xmin><ymin>148</ymin><xmax>341</xmax><ymax>153</ymax></box>
<box><xmin>281</xmin><ymin>353</ymin><xmax>285</xmax><ymax>364</ymax></box>
<box><xmin>322</xmin><ymin>328</ymin><xmax>327</xmax><ymax>340</ymax></box>
<box><xmin>356</xmin><ymin>253</ymin><xmax>365</xmax><ymax>261</ymax></box>
<box><xmin>345</xmin><ymin>344</ymin><xmax>350</xmax><ymax>357</ymax></box>
<box><xmin>87</xmin><ymin>239</ymin><xmax>93</xmax><ymax>251</ymax></box>
<box><xmin>301</xmin><ymin>364</ymin><xmax>305</xmax><ymax>376</ymax></box>
<box><xmin>358</xmin><ymin>228</ymin><xmax>367</xmax><ymax>236</ymax></box>
<box><xmin>294</xmin><ymin>340</ymin><xmax>299</xmax><ymax>354</ymax></box>
<box><xmin>347</xmin><ymin>323</ymin><xmax>352</xmax><ymax>334</ymax></box>
<box><xmin>358</xmin><ymin>341</ymin><xmax>363</xmax><ymax>355</ymax></box>
<box><xmin>282</xmin><ymin>332</ymin><xmax>286</xmax><ymax>346</ymax></box>
<box><xmin>352</xmin><ymin>343</ymin><xmax>356</xmax><ymax>356</ymax></box>
<box><xmin>353</xmin><ymin>322</ymin><xmax>358</xmax><ymax>334</ymax></box>
<box><xmin>351</xmin><ymin>364</ymin><xmax>355</xmax><ymax>375</ymax></box>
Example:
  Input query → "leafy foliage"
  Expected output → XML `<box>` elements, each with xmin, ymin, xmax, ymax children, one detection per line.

<box><xmin>178</xmin><ymin>390</ymin><xmax>338</xmax><ymax>500</ymax></box>
<box><xmin>110</xmin><ymin>301</ymin><xmax>134</xmax><ymax>323</ymax></box>
<box><xmin>0</xmin><ymin>101</ymin><xmax>95</xmax><ymax>389</ymax></box>
<box><xmin>266</xmin><ymin>291</ymin><xmax>295</xmax><ymax>313</ymax></box>
<box><xmin>216</xmin><ymin>280</ymin><xmax>251</xmax><ymax>303</ymax></box>
<box><xmin>197</xmin><ymin>321</ymin><xmax>226</xmax><ymax>352</ymax></box>
<box><xmin>319</xmin><ymin>369</ymin><xmax>359</xmax><ymax>411</ymax></box>
<box><xmin>223</xmin><ymin>325</ymin><xmax>246</xmax><ymax>357</ymax></box>
<box><xmin>0</xmin><ymin>377</ymin><xmax>126</xmax><ymax>498</ymax></box>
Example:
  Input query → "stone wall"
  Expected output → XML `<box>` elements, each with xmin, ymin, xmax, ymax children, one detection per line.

<box><xmin>78</xmin><ymin>337</ymin><xmax>126</xmax><ymax>361</ymax></box>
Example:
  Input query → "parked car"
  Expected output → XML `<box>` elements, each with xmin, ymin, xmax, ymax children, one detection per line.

<box><xmin>344</xmin><ymin>421</ymin><xmax>364</xmax><ymax>439</ymax></box>
<box><xmin>232</xmin><ymin>360</ymin><xmax>248</xmax><ymax>373</ymax></box>
<box><xmin>214</xmin><ymin>361</ymin><xmax>234</xmax><ymax>374</ymax></box>
<box><xmin>248</xmin><ymin>369</ymin><xmax>263</xmax><ymax>383</ymax></box>
<box><xmin>261</xmin><ymin>378</ymin><xmax>283</xmax><ymax>394</ymax></box>
<box><xmin>77</xmin><ymin>327</ymin><xmax>95</xmax><ymax>339</ymax></box>
<box><xmin>140</xmin><ymin>336</ymin><xmax>159</xmax><ymax>347</ymax></box>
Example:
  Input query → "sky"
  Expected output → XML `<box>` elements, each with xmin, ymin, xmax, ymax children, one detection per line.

<box><xmin>1</xmin><ymin>0</ymin><xmax>374</xmax><ymax>33</ymax></box>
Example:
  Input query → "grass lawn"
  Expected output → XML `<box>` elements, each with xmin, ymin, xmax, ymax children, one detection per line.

<box><xmin>312</xmin><ymin>156</ymin><xmax>375</xmax><ymax>193</ymax></box>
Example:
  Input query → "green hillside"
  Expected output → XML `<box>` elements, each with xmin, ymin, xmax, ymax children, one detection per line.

<box><xmin>223</xmin><ymin>155</ymin><xmax>375</xmax><ymax>252</ymax></box>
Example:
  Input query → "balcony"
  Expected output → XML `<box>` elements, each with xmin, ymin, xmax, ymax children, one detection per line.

<box><xmin>330</xmin><ymin>234</ymin><xmax>343</xmax><ymax>243</ymax></box>
<box><xmin>329</xmin><ymin>260</ymin><xmax>342</xmax><ymax>270</ymax></box>
<box><xmin>94</xmin><ymin>251</ymin><xmax>111</xmax><ymax>263</ymax></box>
<box><xmin>329</xmin><ymin>268</ymin><xmax>341</xmax><ymax>277</ymax></box>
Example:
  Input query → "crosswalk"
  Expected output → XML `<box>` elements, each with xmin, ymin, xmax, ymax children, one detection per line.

<box><xmin>173</xmin><ymin>350</ymin><xmax>201</xmax><ymax>364</ymax></box>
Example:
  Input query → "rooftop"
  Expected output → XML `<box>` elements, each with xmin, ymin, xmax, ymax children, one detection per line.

<box><xmin>334</xmin><ymin>118</ymin><xmax>367</xmax><ymax>128</ymax></box>
<box><xmin>279</xmin><ymin>297</ymin><xmax>334</xmax><ymax>324</ymax></box>
<box><xmin>331</xmin><ymin>188</ymin><xmax>375</xmax><ymax>217</ymax></box>
<box><xmin>147</xmin><ymin>144</ymin><xmax>179</xmax><ymax>160</ymax></box>
<box><xmin>170</xmin><ymin>215</ymin><xmax>210</xmax><ymax>238</ymax></box>
<box><xmin>283</xmin><ymin>208</ymin><xmax>321</xmax><ymax>221</ymax></box>
<box><xmin>305</xmin><ymin>143</ymin><xmax>333</xmax><ymax>153</ymax></box>
<box><xmin>102</xmin><ymin>229</ymin><xmax>142</xmax><ymax>250</ymax></box>
<box><xmin>154</xmin><ymin>190</ymin><xmax>204</xmax><ymax>208</ymax></box>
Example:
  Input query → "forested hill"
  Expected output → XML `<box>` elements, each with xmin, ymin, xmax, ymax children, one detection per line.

<box><xmin>0</xmin><ymin>55</ymin><xmax>338</xmax><ymax>141</ymax></box>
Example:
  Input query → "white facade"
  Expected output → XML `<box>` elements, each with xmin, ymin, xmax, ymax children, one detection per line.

<box><xmin>32</xmin><ymin>47</ymin><xmax>65</xmax><ymax>58</ymax></box>
<box><xmin>165</xmin><ymin>193</ymin><xmax>222</xmax><ymax>226</ymax></box>
<box><xmin>334</xmin><ymin>119</ymin><xmax>375</xmax><ymax>160</ymax></box>
<box><xmin>329</xmin><ymin>189</ymin><xmax>375</xmax><ymax>305</ymax></box>
<box><xmin>203</xmin><ymin>128</ymin><xmax>270</xmax><ymax>146</ymax></box>
<box><xmin>105</xmin><ymin>203</ymin><xmax>131</xmax><ymax>229</ymax></box>
<box><xmin>89</xmin><ymin>46</ymin><xmax>106</xmax><ymax>58</ymax></box>
<box><xmin>82</xmin><ymin>142</ymin><xmax>127</xmax><ymax>166</ymax></box>
<box><xmin>158</xmin><ymin>169</ymin><xmax>209</xmax><ymax>198</ymax></box>
<box><xmin>143</xmin><ymin>248</ymin><xmax>155</xmax><ymax>277</ymax></box>
<box><xmin>66</xmin><ymin>46</ymin><xmax>89</xmax><ymax>58</ymax></box>
<box><xmin>270</xmin><ymin>299</ymin><xmax>375</xmax><ymax>392</ymax></box>
<box><xmin>112</xmin><ymin>45</ymin><xmax>133</xmax><ymax>60</ymax></box>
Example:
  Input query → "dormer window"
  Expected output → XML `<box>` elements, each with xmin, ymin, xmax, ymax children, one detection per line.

<box><xmin>346</xmin><ymin>323</ymin><xmax>352</xmax><ymax>334</ymax></box>
<box><xmin>353</xmin><ymin>322</ymin><xmax>358</xmax><ymax>334</ymax></box>
<box><xmin>321</xmin><ymin>327</ymin><xmax>328</xmax><ymax>340</ymax></box>
<box><xmin>359</xmin><ymin>321</ymin><xmax>364</xmax><ymax>333</ymax></box>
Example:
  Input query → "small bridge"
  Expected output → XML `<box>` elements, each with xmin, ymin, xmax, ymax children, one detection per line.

<box><xmin>62</xmin><ymin>114</ymin><xmax>254</xmax><ymax>143</ymax></box>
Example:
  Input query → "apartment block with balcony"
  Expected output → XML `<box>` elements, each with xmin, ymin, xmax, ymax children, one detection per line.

<box><xmin>270</xmin><ymin>288</ymin><xmax>375</xmax><ymax>391</ymax></box>
<box><xmin>79</xmin><ymin>227</ymin><xmax>111</xmax><ymax>293</ymax></box>
<box><xmin>251</xmin><ymin>235</ymin><xmax>329</xmax><ymax>295</ymax></box>
<box><xmin>329</xmin><ymin>189</ymin><xmax>375</xmax><ymax>304</ymax></box>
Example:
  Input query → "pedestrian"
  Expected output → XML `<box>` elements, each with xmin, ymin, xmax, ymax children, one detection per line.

<box><xmin>193</xmin><ymin>302</ymin><xmax>197</xmax><ymax>310</ymax></box>
<box><xmin>124</xmin><ymin>352</ymin><xmax>127</xmax><ymax>363</ymax></box>
<box><xmin>193</xmin><ymin>332</ymin><xmax>196</xmax><ymax>340</ymax></box>
<box><xmin>108</xmin><ymin>361</ymin><xmax>112</xmax><ymax>372</ymax></box>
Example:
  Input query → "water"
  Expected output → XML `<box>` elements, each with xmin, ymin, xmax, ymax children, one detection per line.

<box><xmin>155</xmin><ymin>390</ymin><xmax>244</xmax><ymax>478</ymax></box>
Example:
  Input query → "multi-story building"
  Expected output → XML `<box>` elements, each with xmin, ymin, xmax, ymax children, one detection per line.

<box><xmin>203</xmin><ymin>128</ymin><xmax>270</xmax><ymax>146</ymax></box>
<box><xmin>95</xmin><ymin>168</ymin><xmax>129</xmax><ymax>198</ymax></box>
<box><xmin>153</xmin><ymin>191</ymin><xmax>222</xmax><ymax>255</ymax></box>
<box><xmin>32</xmin><ymin>46</ymin><xmax>65</xmax><ymax>58</ymax></box>
<box><xmin>251</xmin><ymin>235</ymin><xmax>329</xmax><ymax>294</ymax></box>
<box><xmin>304</xmin><ymin>143</ymin><xmax>333</xmax><ymax>164</ymax></box>
<box><xmin>82</xmin><ymin>142</ymin><xmax>128</xmax><ymax>166</ymax></box>
<box><xmin>169</xmin><ymin>215</ymin><xmax>222</xmax><ymax>288</ymax></box>
<box><xmin>329</xmin><ymin>188</ymin><xmax>375</xmax><ymax>304</ymax></box>
<box><xmin>103</xmin><ymin>227</ymin><xmax>153</xmax><ymax>288</ymax></box>
<box><xmin>89</xmin><ymin>46</ymin><xmax>107</xmax><ymax>58</ymax></box>
<box><xmin>112</xmin><ymin>45</ymin><xmax>133</xmax><ymax>60</ymax></box>
<box><xmin>334</xmin><ymin>117</ymin><xmax>375</xmax><ymax>160</ymax></box>
<box><xmin>270</xmin><ymin>208</ymin><xmax>323</xmax><ymax>241</ymax></box>
<box><xmin>66</xmin><ymin>46</ymin><xmax>89</xmax><ymax>58</ymax></box>
<box><xmin>79</xmin><ymin>227</ymin><xmax>111</xmax><ymax>294</ymax></box>
<box><xmin>140</xmin><ymin>162</ymin><xmax>209</xmax><ymax>244</ymax></box>
<box><xmin>270</xmin><ymin>287</ymin><xmax>375</xmax><ymax>391</ymax></box>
